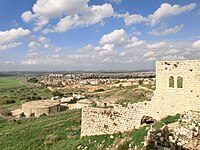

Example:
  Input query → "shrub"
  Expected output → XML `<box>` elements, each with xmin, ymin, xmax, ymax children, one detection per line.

<box><xmin>0</xmin><ymin>107</ymin><xmax>11</xmax><ymax>116</ymax></box>
<box><xmin>138</xmin><ymin>80</ymin><xmax>144</xmax><ymax>85</ymax></box>
<box><xmin>27</xmin><ymin>77</ymin><xmax>38</xmax><ymax>83</ymax></box>
<box><xmin>44</xmin><ymin>134</ymin><xmax>60</xmax><ymax>145</ymax></box>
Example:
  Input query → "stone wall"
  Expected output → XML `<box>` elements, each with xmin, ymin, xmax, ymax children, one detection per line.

<box><xmin>81</xmin><ymin>102</ymin><xmax>160</xmax><ymax>137</ymax></box>
<box><xmin>152</xmin><ymin>60</ymin><xmax>200</xmax><ymax>117</ymax></box>
<box><xmin>81</xmin><ymin>60</ymin><xmax>200</xmax><ymax>137</ymax></box>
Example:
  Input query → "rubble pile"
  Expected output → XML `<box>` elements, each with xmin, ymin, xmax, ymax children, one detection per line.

<box><xmin>145</xmin><ymin>111</ymin><xmax>200</xmax><ymax>150</ymax></box>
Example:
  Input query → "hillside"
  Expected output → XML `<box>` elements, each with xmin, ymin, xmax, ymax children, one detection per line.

<box><xmin>0</xmin><ymin>109</ymin><xmax>181</xmax><ymax>150</ymax></box>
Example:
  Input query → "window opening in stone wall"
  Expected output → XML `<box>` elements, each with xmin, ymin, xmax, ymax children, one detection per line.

<box><xmin>177</xmin><ymin>76</ymin><xmax>183</xmax><ymax>88</ymax></box>
<box><xmin>169</xmin><ymin>76</ymin><xmax>174</xmax><ymax>88</ymax></box>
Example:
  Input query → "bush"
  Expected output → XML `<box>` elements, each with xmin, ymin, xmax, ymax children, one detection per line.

<box><xmin>138</xmin><ymin>80</ymin><xmax>144</xmax><ymax>85</ymax></box>
<box><xmin>27</xmin><ymin>77</ymin><xmax>38</xmax><ymax>83</ymax></box>
<box><xmin>52</xmin><ymin>91</ymin><xmax>64</xmax><ymax>97</ymax></box>
<box><xmin>44</xmin><ymin>134</ymin><xmax>60</xmax><ymax>145</ymax></box>
<box><xmin>0</xmin><ymin>99</ymin><xmax>16</xmax><ymax>105</ymax></box>
<box><xmin>0</xmin><ymin>107</ymin><xmax>12</xmax><ymax>116</ymax></box>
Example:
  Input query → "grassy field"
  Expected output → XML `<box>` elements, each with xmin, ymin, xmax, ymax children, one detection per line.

<box><xmin>0</xmin><ymin>110</ymin><xmax>118</xmax><ymax>150</ymax></box>
<box><xmin>0</xmin><ymin>87</ymin><xmax>54</xmax><ymax>109</ymax></box>
<box><xmin>0</xmin><ymin>109</ymin><xmax>180</xmax><ymax>150</ymax></box>
<box><xmin>0</xmin><ymin>77</ymin><xmax>21</xmax><ymax>89</ymax></box>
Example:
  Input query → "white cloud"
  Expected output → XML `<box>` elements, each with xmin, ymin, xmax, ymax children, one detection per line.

<box><xmin>78</xmin><ymin>44</ymin><xmax>94</xmax><ymax>53</ymax></box>
<box><xmin>115</xmin><ymin>12</ymin><xmax>147</xmax><ymax>26</ymax></box>
<box><xmin>44</xmin><ymin>44</ymin><xmax>52</xmax><ymax>49</ymax></box>
<box><xmin>148</xmin><ymin>3</ymin><xmax>196</xmax><ymax>26</ymax></box>
<box><xmin>144</xmin><ymin>51</ymin><xmax>154</xmax><ymax>58</ymax></box>
<box><xmin>146</xmin><ymin>41</ymin><xmax>166</xmax><ymax>49</ymax></box>
<box><xmin>21</xmin><ymin>11</ymin><xmax>35</xmax><ymax>23</ymax></box>
<box><xmin>99</xmin><ymin>29</ymin><xmax>144</xmax><ymax>48</ymax></box>
<box><xmin>44</xmin><ymin>3</ymin><xmax>113</xmax><ymax>33</ymax></box>
<box><xmin>32</xmin><ymin>0</ymin><xmax>88</xmax><ymax>18</ymax></box>
<box><xmin>22</xmin><ymin>0</ymin><xmax>114</xmax><ymax>32</ymax></box>
<box><xmin>0</xmin><ymin>27</ymin><xmax>30</xmax><ymax>44</ymax></box>
<box><xmin>192</xmin><ymin>40</ymin><xmax>200</xmax><ymax>49</ymax></box>
<box><xmin>149</xmin><ymin>24</ymin><xmax>184</xmax><ymax>36</ymax></box>
<box><xmin>0</xmin><ymin>61</ymin><xmax>15</xmax><ymax>65</ymax></box>
<box><xmin>21</xmin><ymin>59</ymin><xmax>38</xmax><ymax>65</ymax></box>
<box><xmin>125</xmin><ymin>37</ymin><xmax>144</xmax><ymax>48</ymax></box>
<box><xmin>116</xmin><ymin>3</ymin><xmax>196</xmax><ymax>26</ymax></box>
<box><xmin>100</xmin><ymin>29</ymin><xmax>127</xmax><ymax>45</ymax></box>
<box><xmin>99</xmin><ymin>44</ymin><xmax>114</xmax><ymax>56</ymax></box>
<box><xmin>38</xmin><ymin>37</ymin><xmax>49</xmax><ymax>43</ymax></box>
<box><xmin>161</xmin><ymin>55</ymin><xmax>185</xmax><ymax>60</ymax></box>
<box><xmin>165</xmin><ymin>48</ymin><xmax>180</xmax><ymax>55</ymax></box>
<box><xmin>0</xmin><ymin>28</ymin><xmax>30</xmax><ymax>51</ymax></box>
<box><xmin>28</xmin><ymin>42</ymin><xmax>40</xmax><ymax>49</ymax></box>
<box><xmin>0</xmin><ymin>42</ymin><xmax>22</xmax><ymax>51</ymax></box>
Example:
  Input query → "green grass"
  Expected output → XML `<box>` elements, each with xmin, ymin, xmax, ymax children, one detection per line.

<box><xmin>0</xmin><ymin>87</ymin><xmax>53</xmax><ymax>109</ymax></box>
<box><xmin>0</xmin><ymin>77</ymin><xmax>21</xmax><ymax>89</ymax></box>
<box><xmin>0</xmin><ymin>110</ymin><xmax>119</xmax><ymax>150</ymax></box>
<box><xmin>153</xmin><ymin>114</ymin><xmax>180</xmax><ymax>129</ymax></box>
<box><xmin>0</xmin><ymin>110</ymin><xmax>181</xmax><ymax>150</ymax></box>
<box><xmin>132</xmin><ymin>126</ymin><xmax>149</xmax><ymax>148</ymax></box>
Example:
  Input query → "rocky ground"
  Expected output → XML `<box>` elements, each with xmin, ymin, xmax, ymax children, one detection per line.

<box><xmin>145</xmin><ymin>111</ymin><xmax>200</xmax><ymax>150</ymax></box>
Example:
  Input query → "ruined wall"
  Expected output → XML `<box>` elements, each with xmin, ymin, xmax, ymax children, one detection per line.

<box><xmin>81</xmin><ymin>102</ymin><xmax>160</xmax><ymax>137</ymax></box>
<box><xmin>81</xmin><ymin>60</ymin><xmax>200</xmax><ymax>137</ymax></box>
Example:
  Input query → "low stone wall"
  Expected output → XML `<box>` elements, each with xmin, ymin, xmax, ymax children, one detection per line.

<box><xmin>81</xmin><ymin>102</ymin><xmax>160</xmax><ymax>137</ymax></box>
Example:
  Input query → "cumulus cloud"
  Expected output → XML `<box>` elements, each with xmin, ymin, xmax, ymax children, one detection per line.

<box><xmin>125</xmin><ymin>37</ymin><xmax>144</xmax><ymax>48</ymax></box>
<box><xmin>144</xmin><ymin>51</ymin><xmax>155</xmax><ymax>58</ymax></box>
<box><xmin>165</xmin><ymin>49</ymin><xmax>180</xmax><ymax>55</ymax></box>
<box><xmin>161</xmin><ymin>55</ymin><xmax>185</xmax><ymax>60</ymax></box>
<box><xmin>21</xmin><ymin>59</ymin><xmax>38</xmax><ymax>65</ymax></box>
<box><xmin>38</xmin><ymin>37</ymin><xmax>49</xmax><ymax>43</ymax></box>
<box><xmin>99</xmin><ymin>29</ymin><xmax>144</xmax><ymax>48</ymax></box>
<box><xmin>0</xmin><ymin>27</ymin><xmax>30</xmax><ymax>44</ymax></box>
<box><xmin>116</xmin><ymin>3</ymin><xmax>196</xmax><ymax>26</ymax></box>
<box><xmin>78</xmin><ymin>44</ymin><xmax>94</xmax><ymax>53</ymax></box>
<box><xmin>100</xmin><ymin>29</ymin><xmax>127</xmax><ymax>45</ymax></box>
<box><xmin>148</xmin><ymin>3</ymin><xmax>196</xmax><ymax>26</ymax></box>
<box><xmin>0</xmin><ymin>28</ymin><xmax>30</xmax><ymax>51</ymax></box>
<box><xmin>146</xmin><ymin>41</ymin><xmax>166</xmax><ymax>49</ymax></box>
<box><xmin>22</xmin><ymin>0</ymin><xmax>114</xmax><ymax>32</ymax></box>
<box><xmin>149</xmin><ymin>24</ymin><xmax>184</xmax><ymax>36</ymax></box>
<box><xmin>115</xmin><ymin>12</ymin><xmax>147</xmax><ymax>26</ymax></box>
<box><xmin>192</xmin><ymin>40</ymin><xmax>200</xmax><ymax>49</ymax></box>
<box><xmin>28</xmin><ymin>41</ymin><xmax>40</xmax><ymax>49</ymax></box>
<box><xmin>0</xmin><ymin>43</ymin><xmax>22</xmax><ymax>51</ymax></box>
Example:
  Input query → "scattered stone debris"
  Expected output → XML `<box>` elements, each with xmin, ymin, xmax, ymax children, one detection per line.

<box><xmin>145</xmin><ymin>111</ymin><xmax>200</xmax><ymax>150</ymax></box>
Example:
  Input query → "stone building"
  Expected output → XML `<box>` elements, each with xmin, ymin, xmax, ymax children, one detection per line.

<box><xmin>22</xmin><ymin>100</ymin><xmax>60</xmax><ymax>117</ymax></box>
<box><xmin>81</xmin><ymin>60</ymin><xmax>200</xmax><ymax>137</ymax></box>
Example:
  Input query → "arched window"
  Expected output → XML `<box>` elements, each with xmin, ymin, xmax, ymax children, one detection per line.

<box><xmin>169</xmin><ymin>76</ymin><xmax>174</xmax><ymax>88</ymax></box>
<box><xmin>177</xmin><ymin>76</ymin><xmax>183</xmax><ymax>88</ymax></box>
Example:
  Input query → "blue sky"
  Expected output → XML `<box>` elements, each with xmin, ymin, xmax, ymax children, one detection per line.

<box><xmin>0</xmin><ymin>0</ymin><xmax>200</xmax><ymax>71</ymax></box>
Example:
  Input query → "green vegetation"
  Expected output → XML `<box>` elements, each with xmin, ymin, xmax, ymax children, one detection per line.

<box><xmin>0</xmin><ymin>108</ymin><xmax>180</xmax><ymax>150</ymax></box>
<box><xmin>27</xmin><ymin>77</ymin><xmax>38</xmax><ymax>83</ymax></box>
<box><xmin>0</xmin><ymin>87</ymin><xmax>53</xmax><ymax>109</ymax></box>
<box><xmin>132</xmin><ymin>126</ymin><xmax>148</xmax><ymax>148</ymax></box>
<box><xmin>0</xmin><ymin>77</ymin><xmax>21</xmax><ymax>89</ymax></box>
<box><xmin>0</xmin><ymin>110</ymin><xmax>118</xmax><ymax>150</ymax></box>
<box><xmin>153</xmin><ymin>114</ymin><xmax>180</xmax><ymax>129</ymax></box>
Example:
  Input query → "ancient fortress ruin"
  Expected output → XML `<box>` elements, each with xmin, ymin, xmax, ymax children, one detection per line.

<box><xmin>81</xmin><ymin>60</ymin><xmax>200</xmax><ymax>137</ymax></box>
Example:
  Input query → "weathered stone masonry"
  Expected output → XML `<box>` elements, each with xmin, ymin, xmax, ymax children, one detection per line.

<box><xmin>81</xmin><ymin>60</ymin><xmax>200</xmax><ymax>137</ymax></box>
